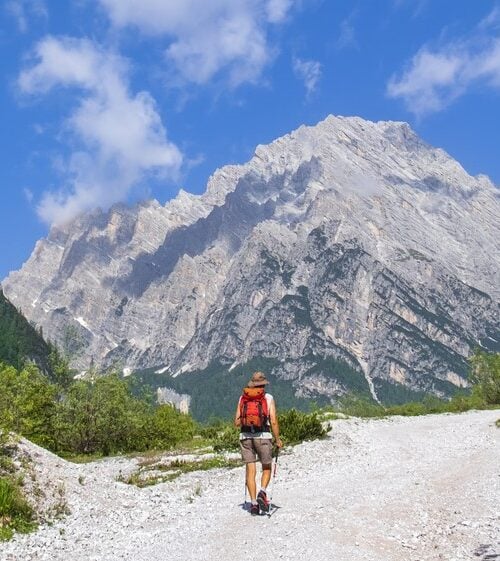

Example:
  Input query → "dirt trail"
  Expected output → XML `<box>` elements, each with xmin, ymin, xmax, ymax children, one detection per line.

<box><xmin>2</xmin><ymin>410</ymin><xmax>499</xmax><ymax>561</ymax></box>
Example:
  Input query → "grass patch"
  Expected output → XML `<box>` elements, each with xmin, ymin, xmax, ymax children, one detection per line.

<box><xmin>59</xmin><ymin>451</ymin><xmax>108</xmax><ymax>464</ymax></box>
<box><xmin>62</xmin><ymin>435</ymin><xmax>214</xmax><ymax>465</ymax></box>
<box><xmin>119</xmin><ymin>455</ymin><xmax>242</xmax><ymax>488</ymax></box>
<box><xmin>0</xmin><ymin>476</ymin><xmax>36</xmax><ymax>541</ymax></box>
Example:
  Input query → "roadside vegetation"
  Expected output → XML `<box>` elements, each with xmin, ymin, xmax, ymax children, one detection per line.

<box><xmin>338</xmin><ymin>350</ymin><xmax>500</xmax><ymax>419</ymax></box>
<box><xmin>0</xmin><ymin>348</ymin><xmax>498</xmax><ymax>536</ymax></box>
<box><xmin>0</xmin><ymin>432</ymin><xmax>36</xmax><ymax>541</ymax></box>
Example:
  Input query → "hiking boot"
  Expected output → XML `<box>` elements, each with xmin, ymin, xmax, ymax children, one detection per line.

<box><xmin>257</xmin><ymin>490</ymin><xmax>270</xmax><ymax>513</ymax></box>
<box><xmin>250</xmin><ymin>503</ymin><xmax>259</xmax><ymax>516</ymax></box>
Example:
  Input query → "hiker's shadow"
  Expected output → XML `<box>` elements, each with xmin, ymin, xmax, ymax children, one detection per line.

<box><xmin>240</xmin><ymin>502</ymin><xmax>282</xmax><ymax>516</ymax></box>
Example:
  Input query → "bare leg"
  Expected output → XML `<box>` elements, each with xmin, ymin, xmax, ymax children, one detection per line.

<box><xmin>246</xmin><ymin>462</ymin><xmax>257</xmax><ymax>501</ymax></box>
<box><xmin>261</xmin><ymin>464</ymin><xmax>272</xmax><ymax>490</ymax></box>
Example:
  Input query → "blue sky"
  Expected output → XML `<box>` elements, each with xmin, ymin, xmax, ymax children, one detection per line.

<box><xmin>1</xmin><ymin>0</ymin><xmax>500</xmax><ymax>280</ymax></box>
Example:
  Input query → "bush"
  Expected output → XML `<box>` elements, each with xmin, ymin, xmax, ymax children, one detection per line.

<box><xmin>470</xmin><ymin>350</ymin><xmax>500</xmax><ymax>405</ymax></box>
<box><xmin>0</xmin><ymin>363</ymin><xmax>58</xmax><ymax>448</ymax></box>
<box><xmin>147</xmin><ymin>404</ymin><xmax>196</xmax><ymax>450</ymax></box>
<box><xmin>204</xmin><ymin>408</ymin><xmax>330</xmax><ymax>452</ymax></box>
<box><xmin>197</xmin><ymin>418</ymin><xmax>228</xmax><ymax>440</ymax></box>
<box><xmin>211</xmin><ymin>425</ymin><xmax>240</xmax><ymax>452</ymax></box>
<box><xmin>278</xmin><ymin>409</ymin><xmax>327</xmax><ymax>445</ymax></box>
<box><xmin>53</xmin><ymin>374</ymin><xmax>150</xmax><ymax>455</ymax></box>
<box><xmin>339</xmin><ymin>395</ymin><xmax>385</xmax><ymax>418</ymax></box>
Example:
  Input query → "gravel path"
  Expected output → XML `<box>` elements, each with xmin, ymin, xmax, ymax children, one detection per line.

<box><xmin>2</xmin><ymin>410</ymin><xmax>499</xmax><ymax>561</ymax></box>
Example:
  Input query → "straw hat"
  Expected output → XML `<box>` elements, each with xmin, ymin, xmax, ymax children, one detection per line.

<box><xmin>247</xmin><ymin>371</ymin><xmax>269</xmax><ymax>387</ymax></box>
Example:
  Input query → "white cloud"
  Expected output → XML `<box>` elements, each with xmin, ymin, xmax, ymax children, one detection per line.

<box><xmin>97</xmin><ymin>0</ymin><xmax>294</xmax><ymax>87</ymax></box>
<box><xmin>19</xmin><ymin>36</ymin><xmax>182</xmax><ymax>225</ymax></box>
<box><xmin>387</xmin><ymin>8</ymin><xmax>500</xmax><ymax>116</ymax></box>
<box><xmin>5</xmin><ymin>0</ymin><xmax>47</xmax><ymax>33</ymax></box>
<box><xmin>336</xmin><ymin>11</ymin><xmax>358</xmax><ymax>51</ymax></box>
<box><xmin>266</xmin><ymin>0</ymin><xmax>293</xmax><ymax>23</ymax></box>
<box><xmin>293</xmin><ymin>57</ymin><xmax>321</xmax><ymax>97</ymax></box>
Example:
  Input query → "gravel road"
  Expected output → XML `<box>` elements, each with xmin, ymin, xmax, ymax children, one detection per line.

<box><xmin>2</xmin><ymin>409</ymin><xmax>499</xmax><ymax>561</ymax></box>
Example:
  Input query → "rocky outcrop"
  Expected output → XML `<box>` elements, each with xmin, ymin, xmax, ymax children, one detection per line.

<box><xmin>157</xmin><ymin>387</ymin><xmax>191</xmax><ymax>414</ymax></box>
<box><xmin>4</xmin><ymin>115</ymin><xmax>499</xmax><ymax>402</ymax></box>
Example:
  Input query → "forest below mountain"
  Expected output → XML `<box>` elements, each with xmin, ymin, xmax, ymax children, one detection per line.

<box><xmin>0</xmin><ymin>289</ymin><xmax>52</xmax><ymax>373</ymax></box>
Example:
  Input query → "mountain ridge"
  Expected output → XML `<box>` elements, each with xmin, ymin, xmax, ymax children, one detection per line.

<box><xmin>4</xmin><ymin>114</ymin><xmax>499</xmax><ymax>403</ymax></box>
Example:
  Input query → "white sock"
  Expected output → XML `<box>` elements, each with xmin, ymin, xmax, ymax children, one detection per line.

<box><xmin>260</xmin><ymin>487</ymin><xmax>267</xmax><ymax>494</ymax></box>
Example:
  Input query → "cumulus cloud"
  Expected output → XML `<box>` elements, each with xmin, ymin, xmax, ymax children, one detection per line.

<box><xmin>97</xmin><ymin>0</ymin><xmax>294</xmax><ymax>87</ymax></box>
<box><xmin>19</xmin><ymin>36</ymin><xmax>182</xmax><ymax>225</ymax></box>
<box><xmin>293</xmin><ymin>57</ymin><xmax>321</xmax><ymax>97</ymax></box>
<box><xmin>387</xmin><ymin>8</ymin><xmax>500</xmax><ymax>116</ymax></box>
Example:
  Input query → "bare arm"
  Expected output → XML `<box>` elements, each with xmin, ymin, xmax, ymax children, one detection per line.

<box><xmin>269</xmin><ymin>398</ymin><xmax>283</xmax><ymax>448</ymax></box>
<box><xmin>234</xmin><ymin>400</ymin><xmax>241</xmax><ymax>427</ymax></box>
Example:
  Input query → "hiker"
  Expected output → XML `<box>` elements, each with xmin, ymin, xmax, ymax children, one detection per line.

<box><xmin>234</xmin><ymin>371</ymin><xmax>283</xmax><ymax>516</ymax></box>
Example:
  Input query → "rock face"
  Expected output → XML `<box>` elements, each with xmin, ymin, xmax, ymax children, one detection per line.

<box><xmin>4</xmin><ymin>115</ymin><xmax>500</xmax><ymax>402</ymax></box>
<box><xmin>157</xmin><ymin>387</ymin><xmax>191</xmax><ymax>414</ymax></box>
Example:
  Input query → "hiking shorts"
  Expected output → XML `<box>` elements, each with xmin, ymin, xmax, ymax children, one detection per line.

<box><xmin>240</xmin><ymin>438</ymin><xmax>273</xmax><ymax>465</ymax></box>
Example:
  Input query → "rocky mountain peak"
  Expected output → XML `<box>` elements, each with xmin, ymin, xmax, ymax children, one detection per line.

<box><xmin>3</xmin><ymin>115</ymin><xmax>499</xmax><ymax>405</ymax></box>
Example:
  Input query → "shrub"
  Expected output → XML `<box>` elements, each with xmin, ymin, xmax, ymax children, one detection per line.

<box><xmin>198</xmin><ymin>418</ymin><xmax>228</xmax><ymax>440</ymax></box>
<box><xmin>470</xmin><ymin>350</ymin><xmax>500</xmax><ymax>405</ymax></box>
<box><xmin>55</xmin><ymin>374</ymin><xmax>153</xmax><ymax>455</ymax></box>
<box><xmin>206</xmin><ymin>408</ymin><xmax>330</xmax><ymax>452</ymax></box>
<box><xmin>0</xmin><ymin>363</ymin><xmax>58</xmax><ymax>448</ymax></box>
<box><xmin>211</xmin><ymin>425</ymin><xmax>240</xmax><ymax>452</ymax></box>
<box><xmin>147</xmin><ymin>404</ymin><xmax>196</xmax><ymax>450</ymax></box>
<box><xmin>278</xmin><ymin>409</ymin><xmax>327</xmax><ymax>445</ymax></box>
<box><xmin>339</xmin><ymin>395</ymin><xmax>385</xmax><ymax>418</ymax></box>
<box><xmin>386</xmin><ymin>401</ymin><xmax>427</xmax><ymax>416</ymax></box>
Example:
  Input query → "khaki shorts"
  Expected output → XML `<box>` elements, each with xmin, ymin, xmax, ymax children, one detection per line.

<box><xmin>240</xmin><ymin>438</ymin><xmax>273</xmax><ymax>465</ymax></box>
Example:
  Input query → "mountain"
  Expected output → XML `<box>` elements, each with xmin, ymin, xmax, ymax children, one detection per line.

<box><xmin>0</xmin><ymin>288</ymin><xmax>52</xmax><ymax>372</ymax></box>
<box><xmin>3</xmin><ymin>115</ymin><xmax>499</xmax><ymax>405</ymax></box>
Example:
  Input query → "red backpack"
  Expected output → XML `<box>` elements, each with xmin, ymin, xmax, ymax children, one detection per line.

<box><xmin>239</xmin><ymin>387</ymin><xmax>270</xmax><ymax>433</ymax></box>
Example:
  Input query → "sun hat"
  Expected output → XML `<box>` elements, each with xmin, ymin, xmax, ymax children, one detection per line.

<box><xmin>248</xmin><ymin>371</ymin><xmax>269</xmax><ymax>387</ymax></box>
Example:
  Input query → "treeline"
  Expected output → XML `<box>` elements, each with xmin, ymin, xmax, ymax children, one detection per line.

<box><xmin>1</xmin><ymin>348</ymin><xmax>498</xmax><ymax>458</ymax></box>
<box><xmin>0</xmin><ymin>290</ymin><xmax>52</xmax><ymax>374</ymax></box>
<box><xmin>0</xmin><ymin>361</ymin><xmax>328</xmax><ymax>457</ymax></box>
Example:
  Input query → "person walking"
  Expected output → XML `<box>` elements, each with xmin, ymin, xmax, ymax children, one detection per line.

<box><xmin>234</xmin><ymin>371</ymin><xmax>283</xmax><ymax>515</ymax></box>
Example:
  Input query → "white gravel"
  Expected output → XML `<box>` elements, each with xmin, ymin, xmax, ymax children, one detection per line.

<box><xmin>2</xmin><ymin>409</ymin><xmax>499</xmax><ymax>561</ymax></box>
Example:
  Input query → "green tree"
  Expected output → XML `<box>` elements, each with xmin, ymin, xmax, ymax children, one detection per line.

<box><xmin>147</xmin><ymin>404</ymin><xmax>196</xmax><ymax>450</ymax></box>
<box><xmin>470</xmin><ymin>350</ymin><xmax>500</xmax><ymax>405</ymax></box>
<box><xmin>55</xmin><ymin>374</ymin><xmax>150</xmax><ymax>455</ymax></box>
<box><xmin>0</xmin><ymin>363</ymin><xmax>58</xmax><ymax>448</ymax></box>
<box><xmin>47</xmin><ymin>345</ymin><xmax>73</xmax><ymax>389</ymax></box>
